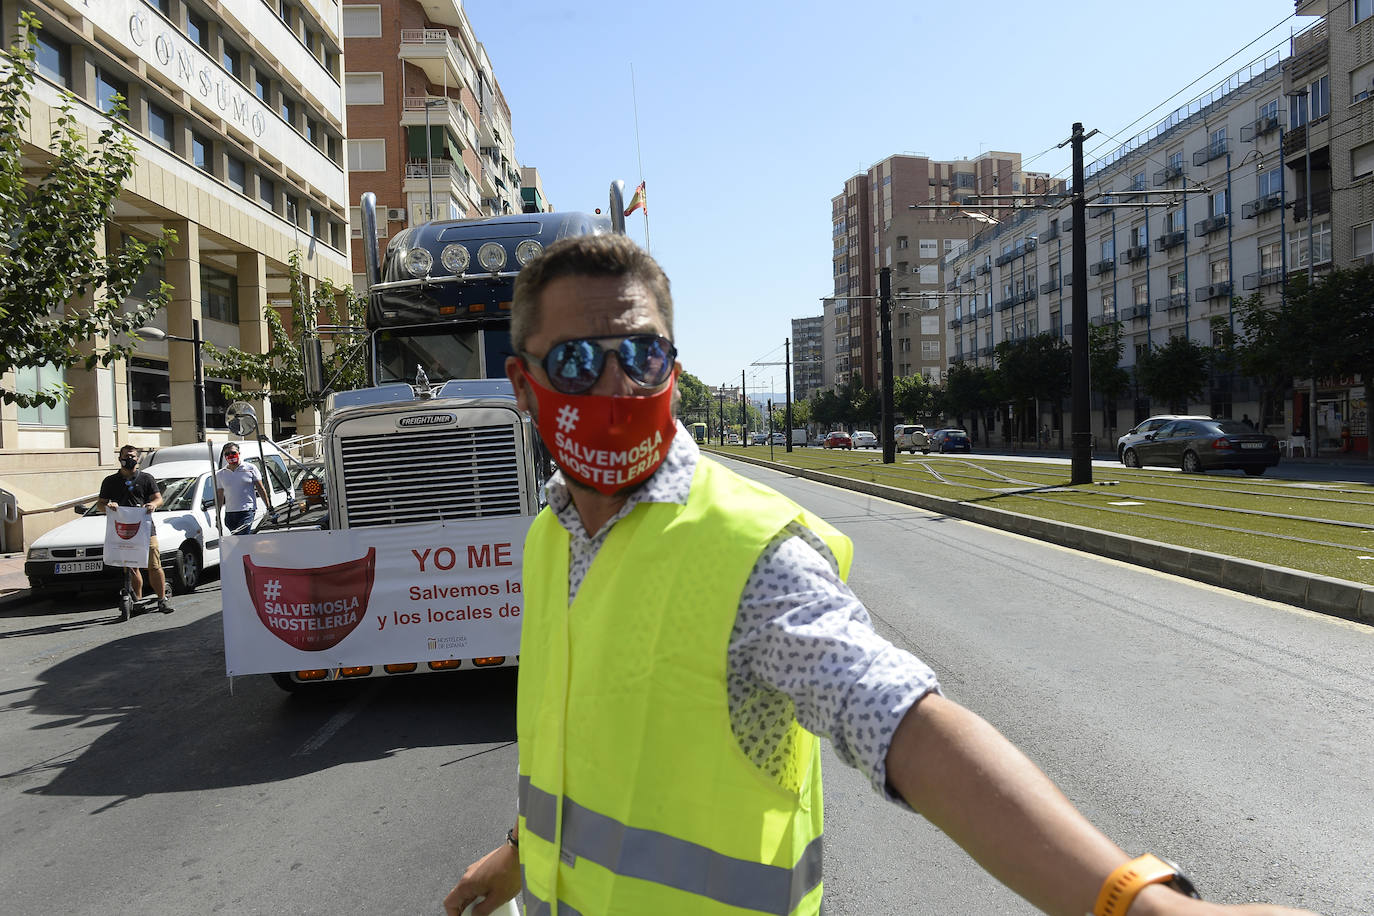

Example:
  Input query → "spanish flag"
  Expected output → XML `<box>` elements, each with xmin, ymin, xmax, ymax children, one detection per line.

<box><xmin>624</xmin><ymin>181</ymin><xmax>646</xmax><ymax>217</ymax></box>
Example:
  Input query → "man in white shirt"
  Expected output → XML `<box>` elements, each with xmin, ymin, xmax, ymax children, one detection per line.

<box><xmin>215</xmin><ymin>444</ymin><xmax>269</xmax><ymax>534</ymax></box>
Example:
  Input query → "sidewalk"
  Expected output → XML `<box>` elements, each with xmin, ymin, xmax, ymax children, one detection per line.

<box><xmin>0</xmin><ymin>552</ymin><xmax>30</xmax><ymax>604</ymax></box>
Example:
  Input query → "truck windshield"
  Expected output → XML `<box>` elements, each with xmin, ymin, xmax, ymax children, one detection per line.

<box><xmin>376</xmin><ymin>327</ymin><xmax>483</xmax><ymax>384</ymax></box>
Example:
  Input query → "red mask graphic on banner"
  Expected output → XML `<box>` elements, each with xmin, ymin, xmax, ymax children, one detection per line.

<box><xmin>520</xmin><ymin>365</ymin><xmax>678</xmax><ymax>495</ymax></box>
<box><xmin>242</xmin><ymin>548</ymin><xmax>376</xmax><ymax>651</ymax></box>
<box><xmin>115</xmin><ymin>521</ymin><xmax>141</xmax><ymax>539</ymax></box>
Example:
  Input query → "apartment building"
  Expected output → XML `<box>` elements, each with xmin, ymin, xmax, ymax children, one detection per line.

<box><xmin>340</xmin><ymin>0</ymin><xmax>523</xmax><ymax>289</ymax></box>
<box><xmin>789</xmin><ymin>316</ymin><xmax>824</xmax><ymax>402</ymax></box>
<box><xmin>520</xmin><ymin>166</ymin><xmax>552</xmax><ymax>213</ymax></box>
<box><xmin>829</xmin><ymin>152</ymin><xmax>1042</xmax><ymax>391</ymax></box>
<box><xmin>945</xmin><ymin>51</ymin><xmax>1336</xmax><ymax>442</ymax></box>
<box><xmin>1</xmin><ymin>0</ymin><xmax>352</xmax><ymax>549</ymax></box>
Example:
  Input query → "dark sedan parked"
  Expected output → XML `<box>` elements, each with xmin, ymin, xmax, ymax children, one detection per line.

<box><xmin>930</xmin><ymin>429</ymin><xmax>972</xmax><ymax>453</ymax></box>
<box><xmin>1121</xmin><ymin>419</ymin><xmax>1280</xmax><ymax>475</ymax></box>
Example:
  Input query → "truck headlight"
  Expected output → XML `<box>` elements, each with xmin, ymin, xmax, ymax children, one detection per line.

<box><xmin>440</xmin><ymin>243</ymin><xmax>469</xmax><ymax>275</ymax></box>
<box><xmin>477</xmin><ymin>242</ymin><xmax>507</xmax><ymax>272</ymax></box>
<box><xmin>404</xmin><ymin>247</ymin><xmax>433</xmax><ymax>278</ymax></box>
<box><xmin>27</xmin><ymin>547</ymin><xmax>50</xmax><ymax>560</ymax></box>
<box><xmin>515</xmin><ymin>239</ymin><xmax>542</xmax><ymax>266</ymax></box>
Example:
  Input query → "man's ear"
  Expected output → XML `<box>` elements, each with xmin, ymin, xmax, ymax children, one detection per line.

<box><xmin>505</xmin><ymin>355</ymin><xmax>534</xmax><ymax>415</ymax></box>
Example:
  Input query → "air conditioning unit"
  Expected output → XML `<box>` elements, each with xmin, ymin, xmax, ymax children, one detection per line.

<box><xmin>386</xmin><ymin>207</ymin><xmax>407</xmax><ymax>222</ymax></box>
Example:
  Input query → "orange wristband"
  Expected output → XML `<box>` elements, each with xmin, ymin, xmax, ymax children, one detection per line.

<box><xmin>1092</xmin><ymin>854</ymin><xmax>1189</xmax><ymax>916</ymax></box>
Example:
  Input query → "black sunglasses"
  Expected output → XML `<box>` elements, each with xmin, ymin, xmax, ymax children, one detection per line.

<box><xmin>527</xmin><ymin>334</ymin><xmax>676</xmax><ymax>395</ymax></box>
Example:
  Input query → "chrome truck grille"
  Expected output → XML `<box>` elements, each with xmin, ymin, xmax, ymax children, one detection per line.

<box><xmin>337</xmin><ymin>423</ymin><xmax>523</xmax><ymax>527</ymax></box>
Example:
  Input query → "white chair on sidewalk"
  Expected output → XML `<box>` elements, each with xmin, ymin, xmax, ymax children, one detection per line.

<box><xmin>1282</xmin><ymin>435</ymin><xmax>1308</xmax><ymax>457</ymax></box>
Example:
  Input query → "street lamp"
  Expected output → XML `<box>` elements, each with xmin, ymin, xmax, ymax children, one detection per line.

<box><xmin>136</xmin><ymin>322</ymin><xmax>206</xmax><ymax>443</ymax></box>
<box><xmin>423</xmin><ymin>97</ymin><xmax>447</xmax><ymax>222</ymax></box>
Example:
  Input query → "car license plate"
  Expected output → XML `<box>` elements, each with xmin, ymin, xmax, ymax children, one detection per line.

<box><xmin>54</xmin><ymin>560</ymin><xmax>103</xmax><ymax>574</ymax></box>
<box><xmin>1240</xmin><ymin>442</ymin><xmax>1264</xmax><ymax>449</ymax></box>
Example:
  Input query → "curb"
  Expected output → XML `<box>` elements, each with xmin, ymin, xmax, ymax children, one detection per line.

<box><xmin>720</xmin><ymin>451</ymin><xmax>1374</xmax><ymax>625</ymax></box>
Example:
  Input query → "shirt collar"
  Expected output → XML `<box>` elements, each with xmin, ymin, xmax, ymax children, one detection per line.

<box><xmin>545</xmin><ymin>421</ymin><xmax>698</xmax><ymax>540</ymax></box>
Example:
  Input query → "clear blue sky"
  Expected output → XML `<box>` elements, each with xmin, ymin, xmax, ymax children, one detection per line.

<box><xmin>465</xmin><ymin>0</ymin><xmax>1303</xmax><ymax>398</ymax></box>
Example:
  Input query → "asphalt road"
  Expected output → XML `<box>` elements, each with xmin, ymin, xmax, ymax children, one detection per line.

<box><xmin>2</xmin><ymin>458</ymin><xmax>1372</xmax><ymax>915</ymax></box>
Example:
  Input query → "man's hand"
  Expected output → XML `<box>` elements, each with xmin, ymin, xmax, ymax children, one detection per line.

<box><xmin>443</xmin><ymin>842</ymin><xmax>520</xmax><ymax>916</ymax></box>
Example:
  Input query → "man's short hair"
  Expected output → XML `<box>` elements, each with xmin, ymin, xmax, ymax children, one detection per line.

<box><xmin>510</xmin><ymin>234</ymin><xmax>672</xmax><ymax>354</ymax></box>
<box><xmin>119</xmin><ymin>444</ymin><xmax>138</xmax><ymax>456</ymax></box>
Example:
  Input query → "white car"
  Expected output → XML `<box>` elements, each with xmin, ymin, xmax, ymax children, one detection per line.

<box><xmin>852</xmin><ymin>430</ymin><xmax>878</xmax><ymax>448</ymax></box>
<box><xmin>23</xmin><ymin>459</ymin><xmax>288</xmax><ymax>596</ymax></box>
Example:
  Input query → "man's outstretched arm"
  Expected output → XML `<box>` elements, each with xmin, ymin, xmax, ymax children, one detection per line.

<box><xmin>886</xmin><ymin>693</ymin><xmax>1317</xmax><ymax>916</ymax></box>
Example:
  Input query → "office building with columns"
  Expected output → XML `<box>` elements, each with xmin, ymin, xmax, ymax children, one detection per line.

<box><xmin>0</xmin><ymin>0</ymin><xmax>352</xmax><ymax>549</ymax></box>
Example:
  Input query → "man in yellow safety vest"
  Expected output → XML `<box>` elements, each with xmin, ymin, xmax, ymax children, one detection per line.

<box><xmin>444</xmin><ymin>234</ymin><xmax>1314</xmax><ymax>916</ymax></box>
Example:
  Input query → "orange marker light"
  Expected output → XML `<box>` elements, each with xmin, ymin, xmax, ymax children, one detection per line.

<box><xmin>339</xmin><ymin>665</ymin><xmax>373</xmax><ymax>678</ymax></box>
<box><xmin>428</xmin><ymin>659</ymin><xmax>462</xmax><ymax>670</ymax></box>
<box><xmin>384</xmin><ymin>663</ymin><xmax>418</xmax><ymax>674</ymax></box>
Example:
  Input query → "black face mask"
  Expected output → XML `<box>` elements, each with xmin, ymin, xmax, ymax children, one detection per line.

<box><xmin>120</xmin><ymin>456</ymin><xmax>137</xmax><ymax>470</ymax></box>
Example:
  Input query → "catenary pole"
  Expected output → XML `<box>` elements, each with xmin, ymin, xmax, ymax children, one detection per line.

<box><xmin>784</xmin><ymin>339</ymin><xmax>793</xmax><ymax>454</ymax></box>
<box><xmin>1070</xmin><ymin>123</ymin><xmax>1093</xmax><ymax>485</ymax></box>
<box><xmin>880</xmin><ymin>267</ymin><xmax>895</xmax><ymax>464</ymax></box>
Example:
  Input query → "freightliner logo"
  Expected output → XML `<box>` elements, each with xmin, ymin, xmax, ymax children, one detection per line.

<box><xmin>397</xmin><ymin>413</ymin><xmax>457</xmax><ymax>428</ymax></box>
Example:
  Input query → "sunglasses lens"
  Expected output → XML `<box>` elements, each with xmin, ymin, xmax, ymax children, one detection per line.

<box><xmin>545</xmin><ymin>340</ymin><xmax>603</xmax><ymax>394</ymax></box>
<box><xmin>621</xmin><ymin>336</ymin><xmax>673</xmax><ymax>386</ymax></box>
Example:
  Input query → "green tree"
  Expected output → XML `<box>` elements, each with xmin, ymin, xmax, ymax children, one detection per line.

<box><xmin>1088</xmin><ymin>322</ymin><xmax>1131</xmax><ymax>443</ymax></box>
<box><xmin>1294</xmin><ymin>264</ymin><xmax>1374</xmax><ymax>455</ymax></box>
<box><xmin>944</xmin><ymin>362</ymin><xmax>998</xmax><ymax>444</ymax></box>
<box><xmin>201</xmin><ymin>250</ymin><xmax>367</xmax><ymax>411</ymax></box>
<box><xmin>894</xmin><ymin>373</ymin><xmax>935</xmax><ymax>424</ymax></box>
<box><xmin>0</xmin><ymin>13</ymin><xmax>175</xmax><ymax>408</ymax></box>
<box><xmin>1134</xmin><ymin>335</ymin><xmax>1211</xmax><ymax>412</ymax></box>
<box><xmin>994</xmin><ymin>334</ymin><xmax>1071</xmax><ymax>441</ymax></box>
<box><xmin>677</xmin><ymin>370</ymin><xmax>712</xmax><ymax>423</ymax></box>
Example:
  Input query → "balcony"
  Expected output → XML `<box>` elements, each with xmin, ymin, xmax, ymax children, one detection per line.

<box><xmin>1194</xmin><ymin>214</ymin><xmax>1229</xmax><ymax>236</ymax></box>
<box><xmin>1041</xmin><ymin>225</ymin><xmax>1060</xmax><ymax>242</ymax></box>
<box><xmin>946</xmin><ymin>279</ymin><xmax>959</xmax><ymax>292</ymax></box>
<box><xmin>1040</xmin><ymin>279</ymin><xmax>1061</xmax><ymax>294</ymax></box>
<box><xmin>1154</xmin><ymin>230</ymin><xmax>1187</xmax><ymax>252</ymax></box>
<box><xmin>1241</xmin><ymin>193</ymin><xmax>1284</xmax><ymax>219</ymax></box>
<box><xmin>948</xmin><ymin>317</ymin><xmax>963</xmax><ymax>329</ymax></box>
<box><xmin>1153</xmin><ymin>164</ymin><xmax>1184</xmax><ymax>186</ymax></box>
<box><xmin>1192</xmin><ymin>138</ymin><xmax>1229</xmax><ymax>166</ymax></box>
<box><xmin>1282</xmin><ymin>125</ymin><xmax>1309</xmax><ymax>158</ymax></box>
<box><xmin>1089</xmin><ymin>258</ymin><xmax>1116</xmax><ymax>276</ymax></box>
<box><xmin>1292</xmin><ymin>188</ymin><xmax>1332</xmax><ymax>222</ymax></box>
<box><xmin>1155</xmin><ymin>293</ymin><xmax>1188</xmax><ymax>312</ymax></box>
<box><xmin>1122</xmin><ymin>304</ymin><xmax>1151</xmax><ymax>320</ymax></box>
<box><xmin>1017</xmin><ymin>289</ymin><xmax>1038</xmax><ymax>304</ymax></box>
<box><xmin>1123</xmin><ymin>244</ymin><xmax>1149</xmax><ymax>264</ymax></box>
<box><xmin>402</xmin><ymin>96</ymin><xmax>478</xmax><ymax>151</ymax></box>
<box><xmin>994</xmin><ymin>251</ymin><xmax>1013</xmax><ymax>267</ymax></box>
<box><xmin>978</xmin><ymin>346</ymin><xmax>995</xmax><ymax>357</ymax></box>
<box><xmin>1195</xmin><ymin>280</ymin><xmax>1233</xmax><ymax>301</ymax></box>
<box><xmin>398</xmin><ymin>29</ymin><xmax>477</xmax><ymax>93</ymax></box>
<box><xmin>976</xmin><ymin>263</ymin><xmax>990</xmax><ymax>276</ymax></box>
<box><xmin>975</xmin><ymin>305</ymin><xmax>992</xmax><ymax>318</ymax></box>
<box><xmin>404</xmin><ymin>158</ymin><xmax>479</xmax><ymax>208</ymax></box>
<box><xmin>996</xmin><ymin>295</ymin><xmax>1016</xmax><ymax>312</ymax></box>
<box><xmin>1240</xmin><ymin>114</ymin><xmax>1280</xmax><ymax>142</ymax></box>
<box><xmin>1242</xmin><ymin>267</ymin><xmax>1285</xmax><ymax>290</ymax></box>
<box><xmin>958</xmin><ymin>271</ymin><xmax>974</xmax><ymax>285</ymax></box>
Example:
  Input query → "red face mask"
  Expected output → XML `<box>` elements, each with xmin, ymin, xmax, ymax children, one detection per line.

<box><xmin>520</xmin><ymin>365</ymin><xmax>678</xmax><ymax>495</ymax></box>
<box><xmin>226</xmin><ymin>454</ymin><xmax>240</xmax><ymax>466</ymax></box>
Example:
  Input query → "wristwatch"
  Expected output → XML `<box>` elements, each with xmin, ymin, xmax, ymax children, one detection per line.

<box><xmin>505</xmin><ymin>827</ymin><xmax>519</xmax><ymax>850</ymax></box>
<box><xmin>1092</xmin><ymin>853</ymin><xmax>1199</xmax><ymax>916</ymax></box>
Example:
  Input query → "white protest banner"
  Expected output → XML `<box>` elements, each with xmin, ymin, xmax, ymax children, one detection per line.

<box><xmin>221</xmin><ymin>518</ymin><xmax>530</xmax><ymax>676</ymax></box>
<box><xmin>103</xmin><ymin>506</ymin><xmax>151</xmax><ymax>568</ymax></box>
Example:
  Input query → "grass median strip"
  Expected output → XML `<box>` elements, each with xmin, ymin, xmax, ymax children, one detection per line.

<box><xmin>709</xmin><ymin>447</ymin><xmax>1374</xmax><ymax>586</ymax></box>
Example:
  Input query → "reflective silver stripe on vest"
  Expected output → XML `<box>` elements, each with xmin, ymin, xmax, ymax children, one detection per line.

<box><xmin>518</xmin><ymin>778</ymin><xmax>822</xmax><ymax>915</ymax></box>
<box><xmin>521</xmin><ymin>866</ymin><xmax>587</xmax><ymax>916</ymax></box>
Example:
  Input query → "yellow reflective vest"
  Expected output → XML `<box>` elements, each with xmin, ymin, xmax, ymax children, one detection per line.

<box><xmin>517</xmin><ymin>455</ymin><xmax>853</xmax><ymax>915</ymax></box>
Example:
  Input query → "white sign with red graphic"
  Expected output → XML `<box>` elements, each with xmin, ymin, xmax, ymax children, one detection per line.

<box><xmin>104</xmin><ymin>506</ymin><xmax>151</xmax><ymax>568</ymax></box>
<box><xmin>221</xmin><ymin>518</ymin><xmax>530</xmax><ymax>676</ymax></box>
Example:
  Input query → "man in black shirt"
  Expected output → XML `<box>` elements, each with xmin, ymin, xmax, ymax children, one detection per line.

<box><xmin>96</xmin><ymin>444</ymin><xmax>171</xmax><ymax>612</ymax></box>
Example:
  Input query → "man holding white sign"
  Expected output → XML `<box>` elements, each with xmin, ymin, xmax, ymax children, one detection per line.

<box><xmin>444</xmin><ymin>236</ymin><xmax>1313</xmax><ymax>916</ymax></box>
<box><xmin>96</xmin><ymin>444</ymin><xmax>170</xmax><ymax>613</ymax></box>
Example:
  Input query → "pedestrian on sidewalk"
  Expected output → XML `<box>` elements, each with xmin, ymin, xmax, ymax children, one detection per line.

<box><xmin>216</xmin><ymin>443</ymin><xmax>269</xmax><ymax>534</ymax></box>
<box><xmin>95</xmin><ymin>444</ymin><xmax>171</xmax><ymax>612</ymax></box>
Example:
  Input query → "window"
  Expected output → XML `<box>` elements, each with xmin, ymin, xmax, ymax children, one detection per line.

<box><xmin>921</xmin><ymin>340</ymin><xmax>940</xmax><ymax>357</ymax></box>
<box><xmin>186</xmin><ymin>10</ymin><xmax>208</xmax><ymax>50</ymax></box>
<box><xmin>309</xmin><ymin>209</ymin><xmax>321</xmax><ymax>238</ymax></box>
<box><xmin>1259</xmin><ymin>240</ymin><xmax>1281</xmax><ymax>271</ymax></box>
<box><xmin>1101</xmin><ymin>290</ymin><xmax>1116</xmax><ymax>317</ymax></box>
<box><xmin>1165</xmin><ymin>210</ymin><xmax>1184</xmax><ymax>233</ymax></box>
<box><xmin>255</xmin><ymin>71</ymin><xmax>270</xmax><ymax>102</ymax></box>
<box><xmin>147</xmin><ymin>104</ymin><xmax>174</xmax><ymax>150</ymax></box>
<box><xmin>223</xmin><ymin>45</ymin><xmax>242</xmax><ymax>81</ymax></box>
<box><xmin>1356</xmin><ymin>0</ymin><xmax>1373</xmax><ymax>25</ymax></box>
<box><xmin>1258</xmin><ymin>168</ymin><xmax>1282</xmax><ymax>197</ymax></box>
<box><xmin>1353</xmin><ymin>141</ymin><xmax>1374</xmax><ymax>180</ymax></box>
<box><xmin>201</xmin><ymin>267</ymin><xmax>239</xmax><ymax>323</ymax></box>
<box><xmin>1168</xmin><ymin>272</ymin><xmax>1185</xmax><ymax>296</ymax></box>
<box><xmin>1210</xmin><ymin>126</ymin><xmax>1227</xmax><ymax>148</ymax></box>
<box><xmin>346</xmin><ymin>139</ymin><xmax>386</xmax><ymax>171</ymax></box>
<box><xmin>349</xmin><ymin>206</ymin><xmax>388</xmax><ymax>238</ymax></box>
<box><xmin>192</xmin><ymin>133</ymin><xmax>211</xmax><ymax>172</ymax></box>
<box><xmin>34</xmin><ymin>29</ymin><xmax>70</xmax><ymax>86</ymax></box>
<box><xmin>1355</xmin><ymin>223</ymin><xmax>1373</xmax><ymax>257</ymax></box>
<box><xmin>15</xmin><ymin>363</ymin><xmax>67</xmax><ymax>426</ymax></box>
<box><xmin>281</xmin><ymin>96</ymin><xmax>297</xmax><ymax>125</ymax></box>
<box><xmin>1131</xmin><ymin>172</ymin><xmax>1146</xmax><ymax>191</ymax></box>
<box><xmin>1100</xmin><ymin>238</ymin><xmax>1115</xmax><ymax>260</ymax></box>
<box><xmin>1259</xmin><ymin>98</ymin><xmax>1279</xmax><ymax>121</ymax></box>
<box><xmin>1210</xmin><ymin>190</ymin><xmax>1228</xmax><ymax>217</ymax></box>
<box><xmin>1130</xmin><ymin>224</ymin><xmax>1147</xmax><ymax>248</ymax></box>
<box><xmin>919</xmin><ymin>239</ymin><xmax>938</xmax><ymax>257</ymax></box>
<box><xmin>258</xmin><ymin>173</ymin><xmax>276</xmax><ymax>207</ymax></box>
<box><xmin>344</xmin><ymin>72</ymin><xmax>384</xmax><ymax>105</ymax></box>
<box><xmin>1133</xmin><ymin>280</ymin><xmax>1148</xmax><ymax>306</ymax></box>
<box><xmin>307</xmin><ymin>119</ymin><xmax>321</xmax><ymax>145</ymax></box>
<box><xmin>1290</xmin><ymin>221</ymin><xmax>1332</xmax><ymax>268</ymax></box>
<box><xmin>96</xmin><ymin>68</ymin><xmax>128</xmax><ymax>115</ymax></box>
<box><xmin>128</xmin><ymin>358</ymin><xmax>171</xmax><ymax>428</ymax></box>
<box><xmin>944</xmin><ymin>239</ymin><xmax>955</xmax><ymax>252</ymax></box>
<box><xmin>1311</xmin><ymin>75</ymin><xmax>1330</xmax><ymax>120</ymax></box>
<box><xmin>227</xmin><ymin>156</ymin><xmax>247</xmax><ymax>192</ymax></box>
<box><xmin>1211</xmin><ymin>258</ymin><xmax>1229</xmax><ymax>283</ymax></box>
<box><xmin>918</xmin><ymin>264</ymin><xmax>938</xmax><ymax>284</ymax></box>
<box><xmin>1168</xmin><ymin>150</ymin><xmax>1183</xmax><ymax>171</ymax></box>
<box><xmin>896</xmin><ymin>236</ymin><xmax>909</xmax><ymax>250</ymax></box>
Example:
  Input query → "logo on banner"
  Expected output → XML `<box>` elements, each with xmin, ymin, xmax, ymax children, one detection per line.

<box><xmin>242</xmin><ymin>548</ymin><xmax>377</xmax><ymax>651</ymax></box>
<box><xmin>115</xmin><ymin>520</ymin><xmax>141</xmax><ymax>540</ymax></box>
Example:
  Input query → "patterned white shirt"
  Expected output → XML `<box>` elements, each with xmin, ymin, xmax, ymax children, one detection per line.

<box><xmin>543</xmin><ymin>422</ymin><xmax>940</xmax><ymax>800</ymax></box>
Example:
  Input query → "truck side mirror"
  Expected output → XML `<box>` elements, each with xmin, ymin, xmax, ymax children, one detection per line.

<box><xmin>302</xmin><ymin>337</ymin><xmax>325</xmax><ymax>399</ymax></box>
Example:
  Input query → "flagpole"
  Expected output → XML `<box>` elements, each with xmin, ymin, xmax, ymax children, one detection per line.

<box><xmin>630</xmin><ymin>63</ymin><xmax>651</xmax><ymax>254</ymax></box>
